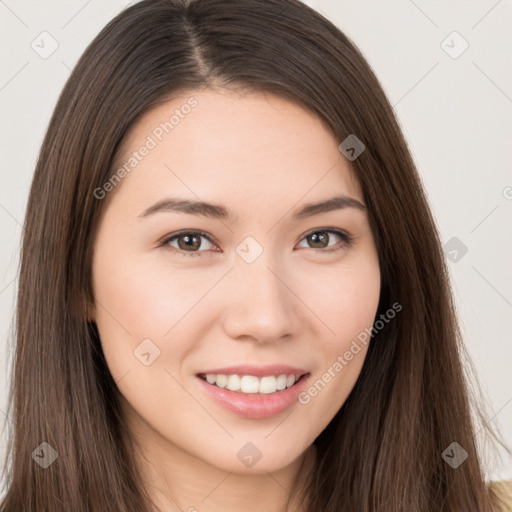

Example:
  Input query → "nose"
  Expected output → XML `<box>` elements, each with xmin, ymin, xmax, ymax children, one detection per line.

<box><xmin>220</xmin><ymin>255</ymin><xmax>301</xmax><ymax>344</ymax></box>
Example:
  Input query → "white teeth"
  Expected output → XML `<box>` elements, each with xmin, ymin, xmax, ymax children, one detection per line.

<box><xmin>258</xmin><ymin>376</ymin><xmax>277</xmax><ymax>394</ymax></box>
<box><xmin>276</xmin><ymin>374</ymin><xmax>287</xmax><ymax>390</ymax></box>
<box><xmin>226</xmin><ymin>374</ymin><xmax>241</xmax><ymax>391</ymax></box>
<box><xmin>286</xmin><ymin>375</ymin><xmax>296</xmax><ymax>387</ymax></box>
<box><xmin>201</xmin><ymin>373</ymin><xmax>301</xmax><ymax>394</ymax></box>
<box><xmin>240</xmin><ymin>375</ymin><xmax>260</xmax><ymax>393</ymax></box>
<box><xmin>216</xmin><ymin>374</ymin><xmax>227</xmax><ymax>388</ymax></box>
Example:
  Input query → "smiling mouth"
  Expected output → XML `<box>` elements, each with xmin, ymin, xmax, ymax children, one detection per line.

<box><xmin>197</xmin><ymin>372</ymin><xmax>309</xmax><ymax>395</ymax></box>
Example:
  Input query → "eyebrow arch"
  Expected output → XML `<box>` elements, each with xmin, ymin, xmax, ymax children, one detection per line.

<box><xmin>138</xmin><ymin>195</ymin><xmax>367</xmax><ymax>221</ymax></box>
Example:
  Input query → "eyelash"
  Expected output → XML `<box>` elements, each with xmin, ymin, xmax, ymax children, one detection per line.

<box><xmin>159</xmin><ymin>228</ymin><xmax>354</xmax><ymax>258</ymax></box>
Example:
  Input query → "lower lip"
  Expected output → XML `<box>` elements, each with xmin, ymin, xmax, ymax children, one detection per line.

<box><xmin>196</xmin><ymin>374</ymin><xmax>311</xmax><ymax>419</ymax></box>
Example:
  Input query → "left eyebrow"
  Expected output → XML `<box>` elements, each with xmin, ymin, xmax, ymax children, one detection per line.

<box><xmin>137</xmin><ymin>195</ymin><xmax>367</xmax><ymax>221</ymax></box>
<box><xmin>292</xmin><ymin>195</ymin><xmax>367</xmax><ymax>219</ymax></box>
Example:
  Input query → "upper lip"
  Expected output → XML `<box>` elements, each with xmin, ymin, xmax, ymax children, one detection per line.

<box><xmin>197</xmin><ymin>364</ymin><xmax>309</xmax><ymax>379</ymax></box>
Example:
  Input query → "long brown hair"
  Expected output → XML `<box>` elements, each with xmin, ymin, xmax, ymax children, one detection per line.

<box><xmin>1</xmin><ymin>0</ymin><xmax>510</xmax><ymax>510</ymax></box>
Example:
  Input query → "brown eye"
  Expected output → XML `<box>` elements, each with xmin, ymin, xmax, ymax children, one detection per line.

<box><xmin>306</xmin><ymin>232</ymin><xmax>330</xmax><ymax>248</ymax></box>
<box><xmin>161</xmin><ymin>231</ymin><xmax>217</xmax><ymax>256</ymax></box>
<box><xmin>296</xmin><ymin>229</ymin><xmax>353</xmax><ymax>252</ymax></box>
<box><xmin>176</xmin><ymin>233</ymin><xmax>202</xmax><ymax>251</ymax></box>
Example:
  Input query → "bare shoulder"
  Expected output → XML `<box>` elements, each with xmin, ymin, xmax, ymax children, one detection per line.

<box><xmin>489</xmin><ymin>479</ymin><xmax>512</xmax><ymax>511</ymax></box>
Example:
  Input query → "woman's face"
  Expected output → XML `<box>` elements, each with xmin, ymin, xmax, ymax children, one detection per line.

<box><xmin>91</xmin><ymin>88</ymin><xmax>380</xmax><ymax>474</ymax></box>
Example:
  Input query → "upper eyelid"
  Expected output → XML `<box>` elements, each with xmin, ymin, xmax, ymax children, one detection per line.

<box><xmin>163</xmin><ymin>230</ymin><xmax>217</xmax><ymax>245</ymax></box>
<box><xmin>159</xmin><ymin>230</ymin><xmax>218</xmax><ymax>252</ymax></box>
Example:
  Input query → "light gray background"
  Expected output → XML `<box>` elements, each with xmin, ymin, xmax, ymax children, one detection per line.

<box><xmin>1</xmin><ymin>0</ymin><xmax>511</xmax><ymax>490</ymax></box>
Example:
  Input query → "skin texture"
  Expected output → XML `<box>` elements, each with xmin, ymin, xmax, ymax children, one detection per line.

<box><xmin>90</xmin><ymin>88</ymin><xmax>381</xmax><ymax>512</ymax></box>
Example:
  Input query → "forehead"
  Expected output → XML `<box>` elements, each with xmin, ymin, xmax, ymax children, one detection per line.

<box><xmin>108</xmin><ymin>88</ymin><xmax>363</xmax><ymax>218</ymax></box>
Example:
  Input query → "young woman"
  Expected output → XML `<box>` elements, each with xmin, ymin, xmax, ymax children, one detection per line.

<box><xmin>1</xmin><ymin>0</ymin><xmax>511</xmax><ymax>510</ymax></box>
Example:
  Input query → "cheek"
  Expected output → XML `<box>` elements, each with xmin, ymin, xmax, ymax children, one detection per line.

<box><xmin>302</xmin><ymin>250</ymin><xmax>381</xmax><ymax>346</ymax></box>
<box><xmin>110</xmin><ymin>262</ymin><xmax>228</xmax><ymax>336</ymax></box>
<box><xmin>332</xmin><ymin>267</ymin><xmax>380</xmax><ymax>340</ymax></box>
<box><xmin>91</xmin><ymin>246</ymin><xmax>223</xmax><ymax>376</ymax></box>
<box><xmin>295</xmin><ymin>249</ymin><xmax>380</xmax><ymax>424</ymax></box>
